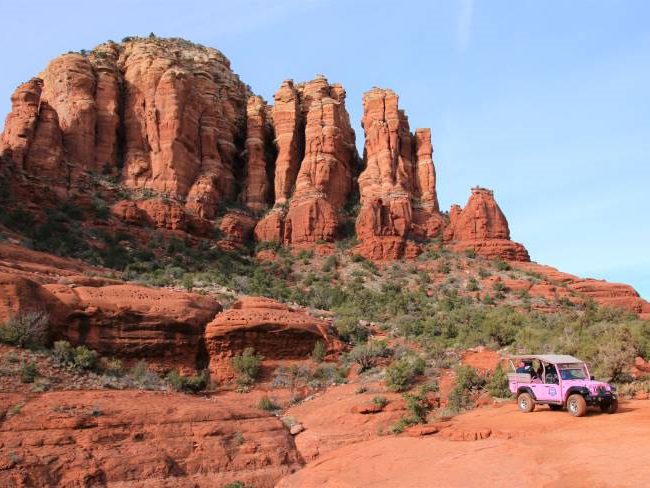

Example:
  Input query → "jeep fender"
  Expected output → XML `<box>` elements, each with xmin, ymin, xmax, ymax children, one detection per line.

<box><xmin>564</xmin><ymin>386</ymin><xmax>590</xmax><ymax>402</ymax></box>
<box><xmin>517</xmin><ymin>386</ymin><xmax>536</xmax><ymax>400</ymax></box>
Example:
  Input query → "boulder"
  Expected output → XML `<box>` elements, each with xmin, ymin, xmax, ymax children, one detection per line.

<box><xmin>204</xmin><ymin>296</ymin><xmax>338</xmax><ymax>380</ymax></box>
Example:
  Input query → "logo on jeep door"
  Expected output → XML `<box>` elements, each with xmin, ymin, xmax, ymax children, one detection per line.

<box><xmin>549</xmin><ymin>387</ymin><xmax>557</xmax><ymax>396</ymax></box>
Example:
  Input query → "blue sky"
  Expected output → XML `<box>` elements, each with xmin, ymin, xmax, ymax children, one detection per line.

<box><xmin>1</xmin><ymin>0</ymin><xmax>648</xmax><ymax>298</ymax></box>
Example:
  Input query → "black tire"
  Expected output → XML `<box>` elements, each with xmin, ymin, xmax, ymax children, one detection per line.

<box><xmin>549</xmin><ymin>404</ymin><xmax>563</xmax><ymax>411</ymax></box>
<box><xmin>566</xmin><ymin>394</ymin><xmax>587</xmax><ymax>417</ymax></box>
<box><xmin>517</xmin><ymin>392</ymin><xmax>535</xmax><ymax>413</ymax></box>
<box><xmin>600</xmin><ymin>399</ymin><xmax>618</xmax><ymax>414</ymax></box>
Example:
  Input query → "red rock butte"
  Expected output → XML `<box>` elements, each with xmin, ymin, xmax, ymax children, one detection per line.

<box><xmin>0</xmin><ymin>36</ymin><xmax>525</xmax><ymax>262</ymax></box>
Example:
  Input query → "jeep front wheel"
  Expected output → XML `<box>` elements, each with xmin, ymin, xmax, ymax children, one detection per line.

<box><xmin>517</xmin><ymin>392</ymin><xmax>535</xmax><ymax>413</ymax></box>
<box><xmin>600</xmin><ymin>399</ymin><xmax>618</xmax><ymax>414</ymax></box>
<box><xmin>566</xmin><ymin>394</ymin><xmax>587</xmax><ymax>417</ymax></box>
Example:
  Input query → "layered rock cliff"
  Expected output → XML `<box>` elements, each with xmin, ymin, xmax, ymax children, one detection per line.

<box><xmin>355</xmin><ymin>88</ymin><xmax>445</xmax><ymax>259</ymax></box>
<box><xmin>255</xmin><ymin>76</ymin><xmax>359</xmax><ymax>245</ymax></box>
<box><xmin>0</xmin><ymin>37</ymin><xmax>531</xmax><ymax>264</ymax></box>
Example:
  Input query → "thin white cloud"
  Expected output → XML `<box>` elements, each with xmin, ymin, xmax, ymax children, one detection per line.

<box><xmin>457</xmin><ymin>0</ymin><xmax>474</xmax><ymax>51</ymax></box>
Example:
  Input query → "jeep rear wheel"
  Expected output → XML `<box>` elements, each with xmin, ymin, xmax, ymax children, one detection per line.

<box><xmin>517</xmin><ymin>392</ymin><xmax>535</xmax><ymax>413</ymax></box>
<box><xmin>600</xmin><ymin>399</ymin><xmax>618</xmax><ymax>414</ymax></box>
<box><xmin>567</xmin><ymin>394</ymin><xmax>587</xmax><ymax>417</ymax></box>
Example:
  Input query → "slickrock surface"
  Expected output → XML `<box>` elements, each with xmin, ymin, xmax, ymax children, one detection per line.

<box><xmin>278</xmin><ymin>400</ymin><xmax>650</xmax><ymax>487</ymax></box>
<box><xmin>205</xmin><ymin>296</ymin><xmax>338</xmax><ymax>380</ymax></box>
<box><xmin>0</xmin><ymin>390</ymin><xmax>302</xmax><ymax>487</ymax></box>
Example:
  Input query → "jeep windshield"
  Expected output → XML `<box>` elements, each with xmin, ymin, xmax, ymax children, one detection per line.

<box><xmin>557</xmin><ymin>363</ymin><xmax>588</xmax><ymax>380</ymax></box>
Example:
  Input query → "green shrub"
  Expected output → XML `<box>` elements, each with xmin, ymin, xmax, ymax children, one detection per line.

<box><xmin>0</xmin><ymin>311</ymin><xmax>49</xmax><ymax>348</ymax></box>
<box><xmin>52</xmin><ymin>340</ymin><xmax>74</xmax><ymax>364</ymax></box>
<box><xmin>464</xmin><ymin>248</ymin><xmax>476</xmax><ymax>258</ymax></box>
<box><xmin>403</xmin><ymin>385</ymin><xmax>434</xmax><ymax>423</ymax></box>
<box><xmin>494</xmin><ymin>260</ymin><xmax>511</xmax><ymax>271</ymax></box>
<box><xmin>385</xmin><ymin>354</ymin><xmax>426</xmax><ymax>392</ymax></box>
<box><xmin>224</xmin><ymin>482</ymin><xmax>255</xmax><ymax>488</ymax></box>
<box><xmin>130</xmin><ymin>360</ymin><xmax>161</xmax><ymax>389</ymax></box>
<box><xmin>20</xmin><ymin>361</ymin><xmax>39</xmax><ymax>383</ymax></box>
<box><xmin>72</xmin><ymin>346</ymin><xmax>99</xmax><ymax>371</ymax></box>
<box><xmin>321</xmin><ymin>255</ymin><xmax>338</xmax><ymax>272</ymax></box>
<box><xmin>486</xmin><ymin>364</ymin><xmax>511</xmax><ymax>398</ymax></box>
<box><xmin>102</xmin><ymin>357</ymin><xmax>124</xmax><ymax>377</ymax></box>
<box><xmin>232</xmin><ymin>347</ymin><xmax>263</xmax><ymax>388</ymax></box>
<box><xmin>311</xmin><ymin>340</ymin><xmax>326</xmax><ymax>363</ymax></box>
<box><xmin>466</xmin><ymin>278</ymin><xmax>480</xmax><ymax>292</ymax></box>
<box><xmin>372</xmin><ymin>395</ymin><xmax>388</xmax><ymax>408</ymax></box>
<box><xmin>390</xmin><ymin>416</ymin><xmax>417</xmax><ymax>434</ymax></box>
<box><xmin>448</xmin><ymin>365</ymin><xmax>486</xmax><ymax>412</ymax></box>
<box><xmin>166</xmin><ymin>370</ymin><xmax>209</xmax><ymax>393</ymax></box>
<box><xmin>52</xmin><ymin>342</ymin><xmax>98</xmax><ymax>371</ymax></box>
<box><xmin>348</xmin><ymin>340</ymin><xmax>390</xmax><ymax>372</ymax></box>
<box><xmin>258</xmin><ymin>396</ymin><xmax>280</xmax><ymax>412</ymax></box>
<box><xmin>334</xmin><ymin>316</ymin><xmax>369</xmax><ymax>344</ymax></box>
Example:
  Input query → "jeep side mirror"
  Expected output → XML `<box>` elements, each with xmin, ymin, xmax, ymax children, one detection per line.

<box><xmin>590</xmin><ymin>375</ymin><xmax>595</xmax><ymax>380</ymax></box>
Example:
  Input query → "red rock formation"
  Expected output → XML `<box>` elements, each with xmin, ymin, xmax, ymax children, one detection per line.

<box><xmin>271</xmin><ymin>80</ymin><xmax>303</xmax><ymax>206</ymax></box>
<box><xmin>41</xmin><ymin>53</ymin><xmax>97</xmax><ymax>179</ymax></box>
<box><xmin>243</xmin><ymin>95</ymin><xmax>273</xmax><ymax>212</ymax></box>
<box><xmin>256</xmin><ymin>76</ymin><xmax>358</xmax><ymax>245</ymax></box>
<box><xmin>219</xmin><ymin>211</ymin><xmax>257</xmax><ymax>248</ymax></box>
<box><xmin>0</xmin><ymin>273</ymin><xmax>66</xmax><ymax>325</ymax></box>
<box><xmin>45</xmin><ymin>283</ymin><xmax>221</xmax><ymax>372</ymax></box>
<box><xmin>204</xmin><ymin>296</ymin><xmax>339</xmax><ymax>380</ymax></box>
<box><xmin>110</xmin><ymin>200</ymin><xmax>149</xmax><ymax>226</ymax></box>
<box><xmin>445</xmin><ymin>187</ymin><xmax>530</xmax><ymax>261</ymax></box>
<box><xmin>90</xmin><ymin>44</ymin><xmax>121</xmax><ymax>171</ymax></box>
<box><xmin>0</xmin><ymin>390</ymin><xmax>302</xmax><ymax>487</ymax></box>
<box><xmin>118</xmin><ymin>38</ymin><xmax>249</xmax><ymax>218</ymax></box>
<box><xmin>512</xmin><ymin>262</ymin><xmax>650</xmax><ymax>317</ymax></box>
<box><xmin>0</xmin><ymin>78</ymin><xmax>42</xmax><ymax>167</ymax></box>
<box><xmin>283</xmin><ymin>77</ymin><xmax>357</xmax><ymax>244</ymax></box>
<box><xmin>24</xmin><ymin>101</ymin><xmax>66</xmax><ymax>182</ymax></box>
<box><xmin>355</xmin><ymin>88</ymin><xmax>443</xmax><ymax>259</ymax></box>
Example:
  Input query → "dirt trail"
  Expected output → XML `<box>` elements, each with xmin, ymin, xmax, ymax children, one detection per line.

<box><xmin>278</xmin><ymin>400</ymin><xmax>650</xmax><ymax>487</ymax></box>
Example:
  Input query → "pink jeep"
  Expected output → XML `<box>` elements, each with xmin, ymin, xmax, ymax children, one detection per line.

<box><xmin>506</xmin><ymin>354</ymin><xmax>618</xmax><ymax>417</ymax></box>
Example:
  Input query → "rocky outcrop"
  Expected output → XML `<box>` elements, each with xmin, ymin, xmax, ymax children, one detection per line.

<box><xmin>1</xmin><ymin>37</ymin><xmax>250</xmax><ymax>220</ymax></box>
<box><xmin>444</xmin><ymin>187</ymin><xmax>530</xmax><ymax>261</ymax></box>
<box><xmin>0</xmin><ymin>390</ymin><xmax>302</xmax><ymax>487</ymax></box>
<box><xmin>204</xmin><ymin>296</ymin><xmax>338</xmax><ymax>381</ymax></box>
<box><xmin>255</xmin><ymin>76</ymin><xmax>358</xmax><ymax>245</ymax></box>
<box><xmin>513</xmin><ymin>262</ymin><xmax>650</xmax><ymax>318</ymax></box>
<box><xmin>0</xmin><ymin>265</ymin><xmax>221</xmax><ymax>373</ymax></box>
<box><xmin>355</xmin><ymin>88</ymin><xmax>443</xmax><ymax>259</ymax></box>
<box><xmin>45</xmin><ymin>283</ymin><xmax>221</xmax><ymax>372</ymax></box>
<box><xmin>218</xmin><ymin>211</ymin><xmax>257</xmax><ymax>249</ymax></box>
<box><xmin>0</xmin><ymin>78</ymin><xmax>43</xmax><ymax>167</ymax></box>
<box><xmin>0</xmin><ymin>273</ymin><xmax>67</xmax><ymax>325</ymax></box>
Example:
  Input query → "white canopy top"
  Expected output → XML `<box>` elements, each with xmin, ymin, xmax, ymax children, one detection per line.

<box><xmin>508</xmin><ymin>354</ymin><xmax>583</xmax><ymax>364</ymax></box>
